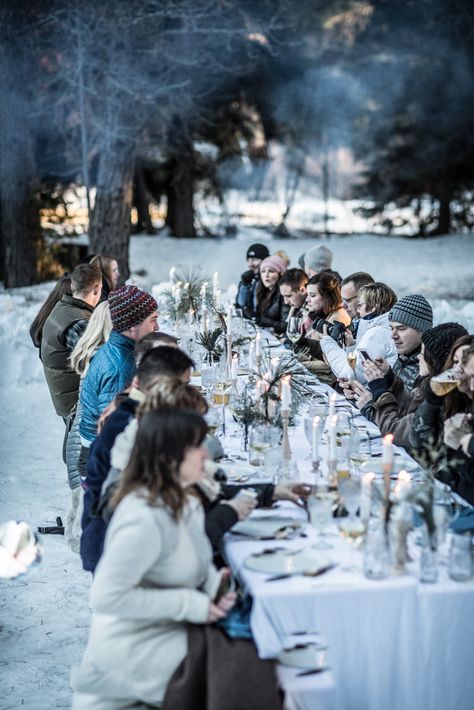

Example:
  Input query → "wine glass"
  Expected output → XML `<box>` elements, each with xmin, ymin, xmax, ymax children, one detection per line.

<box><xmin>286</xmin><ymin>315</ymin><xmax>303</xmax><ymax>344</ymax></box>
<box><xmin>249</xmin><ymin>424</ymin><xmax>280</xmax><ymax>476</ymax></box>
<box><xmin>338</xmin><ymin>474</ymin><xmax>364</xmax><ymax>572</ymax></box>
<box><xmin>309</xmin><ymin>485</ymin><xmax>335</xmax><ymax>550</ymax></box>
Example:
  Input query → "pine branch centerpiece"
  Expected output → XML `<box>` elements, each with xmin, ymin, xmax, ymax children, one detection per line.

<box><xmin>161</xmin><ymin>266</ymin><xmax>216</xmax><ymax>322</ymax></box>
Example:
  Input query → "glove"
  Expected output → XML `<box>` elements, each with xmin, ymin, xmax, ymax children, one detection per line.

<box><xmin>240</xmin><ymin>270</ymin><xmax>254</xmax><ymax>286</ymax></box>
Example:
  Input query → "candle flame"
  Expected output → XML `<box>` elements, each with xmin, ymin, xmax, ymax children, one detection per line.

<box><xmin>363</xmin><ymin>472</ymin><xmax>375</xmax><ymax>483</ymax></box>
<box><xmin>397</xmin><ymin>470</ymin><xmax>411</xmax><ymax>483</ymax></box>
<box><xmin>383</xmin><ymin>433</ymin><xmax>394</xmax><ymax>444</ymax></box>
<box><xmin>312</xmin><ymin>415</ymin><xmax>320</xmax><ymax>426</ymax></box>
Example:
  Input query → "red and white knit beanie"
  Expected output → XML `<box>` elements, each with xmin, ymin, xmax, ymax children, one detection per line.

<box><xmin>108</xmin><ymin>285</ymin><xmax>157</xmax><ymax>332</ymax></box>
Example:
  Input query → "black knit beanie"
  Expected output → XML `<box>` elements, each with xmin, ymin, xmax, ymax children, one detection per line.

<box><xmin>421</xmin><ymin>322</ymin><xmax>468</xmax><ymax>370</ymax></box>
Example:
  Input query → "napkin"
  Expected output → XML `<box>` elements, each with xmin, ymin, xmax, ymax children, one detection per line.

<box><xmin>450</xmin><ymin>508</ymin><xmax>474</xmax><ymax>534</ymax></box>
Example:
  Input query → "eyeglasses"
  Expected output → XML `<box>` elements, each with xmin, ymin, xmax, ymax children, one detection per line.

<box><xmin>343</xmin><ymin>295</ymin><xmax>358</xmax><ymax>304</ymax></box>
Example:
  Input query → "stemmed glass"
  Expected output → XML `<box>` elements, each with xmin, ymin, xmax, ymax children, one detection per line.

<box><xmin>211</xmin><ymin>379</ymin><xmax>232</xmax><ymax>438</ymax></box>
<box><xmin>286</xmin><ymin>315</ymin><xmax>303</xmax><ymax>344</ymax></box>
<box><xmin>338</xmin><ymin>474</ymin><xmax>364</xmax><ymax>572</ymax></box>
<box><xmin>249</xmin><ymin>424</ymin><xmax>280</xmax><ymax>478</ymax></box>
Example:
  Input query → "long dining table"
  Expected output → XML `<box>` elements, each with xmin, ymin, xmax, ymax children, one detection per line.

<box><xmin>208</xmin><ymin>332</ymin><xmax>474</xmax><ymax>710</ymax></box>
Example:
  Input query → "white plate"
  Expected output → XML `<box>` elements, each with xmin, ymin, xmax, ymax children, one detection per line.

<box><xmin>232</xmin><ymin>516</ymin><xmax>301</xmax><ymax>539</ymax></box>
<box><xmin>220</xmin><ymin>461</ymin><xmax>256</xmax><ymax>481</ymax></box>
<box><xmin>360</xmin><ymin>458</ymin><xmax>418</xmax><ymax>475</ymax></box>
<box><xmin>278</xmin><ymin>643</ymin><xmax>329</xmax><ymax>670</ymax></box>
<box><xmin>243</xmin><ymin>549</ymin><xmax>330</xmax><ymax>574</ymax></box>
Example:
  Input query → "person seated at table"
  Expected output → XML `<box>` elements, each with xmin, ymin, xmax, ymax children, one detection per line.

<box><xmin>255</xmin><ymin>255</ymin><xmax>290</xmax><ymax>334</ymax></box>
<box><xmin>236</xmin><ymin>243</ymin><xmax>270</xmax><ymax>318</ymax></box>
<box><xmin>442</xmin><ymin>342</ymin><xmax>474</xmax><ymax>504</ymax></box>
<box><xmin>71</xmin><ymin>409</ymin><xmax>237</xmax><ymax>709</ymax></box>
<box><xmin>278</xmin><ymin>268</ymin><xmax>308</xmax><ymax>317</ymax></box>
<box><xmin>101</xmin><ymin>377</ymin><xmax>311</xmax><ymax>562</ymax></box>
<box><xmin>346</xmin><ymin>323</ymin><xmax>468</xmax><ymax>450</ymax></box>
<box><xmin>319</xmin><ymin>281</ymin><xmax>398</xmax><ymax>386</ymax></box>
<box><xmin>291</xmin><ymin>271</ymin><xmax>350</xmax><ymax>383</ymax></box>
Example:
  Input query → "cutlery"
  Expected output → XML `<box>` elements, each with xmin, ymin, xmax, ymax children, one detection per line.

<box><xmin>266</xmin><ymin>563</ymin><xmax>337</xmax><ymax>582</ymax></box>
<box><xmin>296</xmin><ymin>667</ymin><xmax>330</xmax><ymax>677</ymax></box>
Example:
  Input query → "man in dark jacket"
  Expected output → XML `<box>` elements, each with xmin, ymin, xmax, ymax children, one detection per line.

<box><xmin>80</xmin><ymin>345</ymin><xmax>194</xmax><ymax>572</ymax></box>
<box><xmin>388</xmin><ymin>294</ymin><xmax>433</xmax><ymax>390</ymax></box>
<box><xmin>40</xmin><ymin>263</ymin><xmax>102</xmax><ymax>418</ymax></box>
<box><xmin>236</xmin><ymin>243</ymin><xmax>269</xmax><ymax>318</ymax></box>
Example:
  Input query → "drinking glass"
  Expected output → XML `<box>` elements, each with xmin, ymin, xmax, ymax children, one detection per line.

<box><xmin>249</xmin><ymin>424</ymin><xmax>279</xmax><ymax>472</ymax></box>
<box><xmin>338</xmin><ymin>474</ymin><xmax>364</xmax><ymax>571</ymax></box>
<box><xmin>449</xmin><ymin>534</ymin><xmax>472</xmax><ymax>581</ymax></box>
<box><xmin>308</xmin><ymin>486</ymin><xmax>335</xmax><ymax>550</ymax></box>
<box><xmin>211</xmin><ymin>380</ymin><xmax>232</xmax><ymax>438</ymax></box>
<box><xmin>286</xmin><ymin>315</ymin><xmax>303</xmax><ymax>344</ymax></box>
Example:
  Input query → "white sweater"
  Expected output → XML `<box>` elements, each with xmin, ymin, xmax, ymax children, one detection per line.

<box><xmin>71</xmin><ymin>492</ymin><xmax>221</xmax><ymax>706</ymax></box>
<box><xmin>320</xmin><ymin>311</ymin><xmax>398</xmax><ymax>384</ymax></box>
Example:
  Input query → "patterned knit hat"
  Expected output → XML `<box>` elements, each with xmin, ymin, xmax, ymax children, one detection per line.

<box><xmin>260</xmin><ymin>255</ymin><xmax>288</xmax><ymax>275</ymax></box>
<box><xmin>108</xmin><ymin>285</ymin><xmax>158</xmax><ymax>332</ymax></box>
<box><xmin>389</xmin><ymin>294</ymin><xmax>433</xmax><ymax>332</ymax></box>
<box><xmin>304</xmin><ymin>245</ymin><xmax>333</xmax><ymax>273</ymax></box>
<box><xmin>246</xmin><ymin>243</ymin><xmax>270</xmax><ymax>260</ymax></box>
<box><xmin>422</xmin><ymin>322</ymin><xmax>468</xmax><ymax>370</ymax></box>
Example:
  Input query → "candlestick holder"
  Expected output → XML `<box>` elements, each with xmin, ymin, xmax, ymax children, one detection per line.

<box><xmin>311</xmin><ymin>458</ymin><xmax>321</xmax><ymax>473</ymax></box>
<box><xmin>327</xmin><ymin>458</ymin><xmax>338</xmax><ymax>490</ymax></box>
<box><xmin>281</xmin><ymin>408</ymin><xmax>292</xmax><ymax>462</ymax></box>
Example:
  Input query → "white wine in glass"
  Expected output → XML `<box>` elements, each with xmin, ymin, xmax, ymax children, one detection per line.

<box><xmin>286</xmin><ymin>316</ymin><xmax>303</xmax><ymax>344</ymax></box>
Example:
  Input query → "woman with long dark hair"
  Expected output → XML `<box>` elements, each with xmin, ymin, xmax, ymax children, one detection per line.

<box><xmin>255</xmin><ymin>254</ymin><xmax>290</xmax><ymax>334</ymax></box>
<box><xmin>29</xmin><ymin>275</ymin><xmax>72</xmax><ymax>351</ymax></box>
<box><xmin>72</xmin><ymin>408</ymin><xmax>235</xmax><ymax>709</ymax></box>
<box><xmin>90</xmin><ymin>254</ymin><xmax>120</xmax><ymax>301</ymax></box>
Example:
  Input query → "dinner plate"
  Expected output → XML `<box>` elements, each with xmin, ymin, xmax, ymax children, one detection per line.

<box><xmin>243</xmin><ymin>549</ymin><xmax>330</xmax><ymax>574</ymax></box>
<box><xmin>278</xmin><ymin>643</ymin><xmax>329</xmax><ymax>670</ymax></box>
<box><xmin>232</xmin><ymin>516</ymin><xmax>301</xmax><ymax>539</ymax></box>
<box><xmin>220</xmin><ymin>462</ymin><xmax>256</xmax><ymax>481</ymax></box>
<box><xmin>360</xmin><ymin>458</ymin><xmax>418</xmax><ymax>475</ymax></box>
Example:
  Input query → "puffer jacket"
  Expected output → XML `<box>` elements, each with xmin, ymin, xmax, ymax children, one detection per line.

<box><xmin>255</xmin><ymin>287</ymin><xmax>290</xmax><ymax>334</ymax></box>
<box><xmin>80</xmin><ymin>396</ymin><xmax>139</xmax><ymax>572</ymax></box>
<box><xmin>65</xmin><ymin>398</ymin><xmax>82</xmax><ymax>490</ymax></box>
<box><xmin>320</xmin><ymin>311</ymin><xmax>398</xmax><ymax>384</ymax></box>
<box><xmin>79</xmin><ymin>331</ymin><xmax>136</xmax><ymax>444</ymax></box>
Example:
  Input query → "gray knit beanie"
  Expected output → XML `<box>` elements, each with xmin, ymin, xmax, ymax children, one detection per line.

<box><xmin>389</xmin><ymin>294</ymin><xmax>433</xmax><ymax>333</ymax></box>
<box><xmin>304</xmin><ymin>245</ymin><xmax>333</xmax><ymax>273</ymax></box>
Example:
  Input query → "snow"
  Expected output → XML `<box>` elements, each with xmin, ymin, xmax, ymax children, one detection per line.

<box><xmin>0</xmin><ymin>230</ymin><xmax>473</xmax><ymax>709</ymax></box>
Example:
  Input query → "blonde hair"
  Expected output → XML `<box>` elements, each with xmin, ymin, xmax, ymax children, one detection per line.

<box><xmin>70</xmin><ymin>301</ymin><xmax>113</xmax><ymax>376</ymax></box>
<box><xmin>358</xmin><ymin>282</ymin><xmax>397</xmax><ymax>317</ymax></box>
<box><xmin>274</xmin><ymin>250</ymin><xmax>290</xmax><ymax>266</ymax></box>
<box><xmin>138</xmin><ymin>376</ymin><xmax>208</xmax><ymax>417</ymax></box>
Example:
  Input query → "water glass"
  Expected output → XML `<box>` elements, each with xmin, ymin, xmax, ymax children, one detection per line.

<box><xmin>308</xmin><ymin>487</ymin><xmax>334</xmax><ymax>550</ymax></box>
<box><xmin>249</xmin><ymin>424</ymin><xmax>279</xmax><ymax>467</ymax></box>
<box><xmin>201</xmin><ymin>366</ymin><xmax>216</xmax><ymax>392</ymax></box>
<box><xmin>449</xmin><ymin>534</ymin><xmax>472</xmax><ymax>582</ymax></box>
<box><xmin>364</xmin><ymin>518</ymin><xmax>389</xmax><ymax>580</ymax></box>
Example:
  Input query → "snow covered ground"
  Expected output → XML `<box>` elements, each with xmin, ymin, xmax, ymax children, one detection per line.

<box><xmin>0</xmin><ymin>231</ymin><xmax>473</xmax><ymax>709</ymax></box>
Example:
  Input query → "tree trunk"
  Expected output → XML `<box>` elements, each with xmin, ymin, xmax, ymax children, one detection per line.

<box><xmin>89</xmin><ymin>137</ymin><xmax>135</xmax><ymax>280</ymax></box>
<box><xmin>133</xmin><ymin>164</ymin><xmax>155</xmax><ymax>234</ymax></box>
<box><xmin>165</xmin><ymin>149</ymin><xmax>196</xmax><ymax>238</ymax></box>
<box><xmin>0</xmin><ymin>54</ymin><xmax>39</xmax><ymax>287</ymax></box>
<box><xmin>434</xmin><ymin>187</ymin><xmax>452</xmax><ymax>235</ymax></box>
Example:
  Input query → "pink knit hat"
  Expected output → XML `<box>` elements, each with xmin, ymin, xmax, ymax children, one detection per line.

<box><xmin>260</xmin><ymin>255</ymin><xmax>287</xmax><ymax>275</ymax></box>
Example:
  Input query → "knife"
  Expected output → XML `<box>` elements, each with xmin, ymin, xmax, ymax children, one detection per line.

<box><xmin>265</xmin><ymin>563</ymin><xmax>337</xmax><ymax>582</ymax></box>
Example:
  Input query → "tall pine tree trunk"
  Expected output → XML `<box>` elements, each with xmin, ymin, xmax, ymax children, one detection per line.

<box><xmin>434</xmin><ymin>186</ymin><xmax>452</xmax><ymax>235</ymax></box>
<box><xmin>89</xmin><ymin>133</ymin><xmax>135</xmax><ymax>280</ymax></box>
<box><xmin>0</xmin><ymin>51</ymin><xmax>38</xmax><ymax>287</ymax></box>
<box><xmin>165</xmin><ymin>138</ymin><xmax>196</xmax><ymax>238</ymax></box>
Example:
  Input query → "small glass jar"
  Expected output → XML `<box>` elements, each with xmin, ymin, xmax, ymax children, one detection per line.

<box><xmin>419</xmin><ymin>525</ymin><xmax>438</xmax><ymax>584</ymax></box>
<box><xmin>364</xmin><ymin>518</ymin><xmax>390</xmax><ymax>580</ymax></box>
<box><xmin>449</xmin><ymin>533</ymin><xmax>472</xmax><ymax>582</ymax></box>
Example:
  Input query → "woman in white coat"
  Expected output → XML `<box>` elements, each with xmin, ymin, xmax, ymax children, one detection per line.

<box><xmin>318</xmin><ymin>282</ymin><xmax>398</xmax><ymax>385</ymax></box>
<box><xmin>71</xmin><ymin>409</ymin><xmax>235</xmax><ymax>710</ymax></box>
